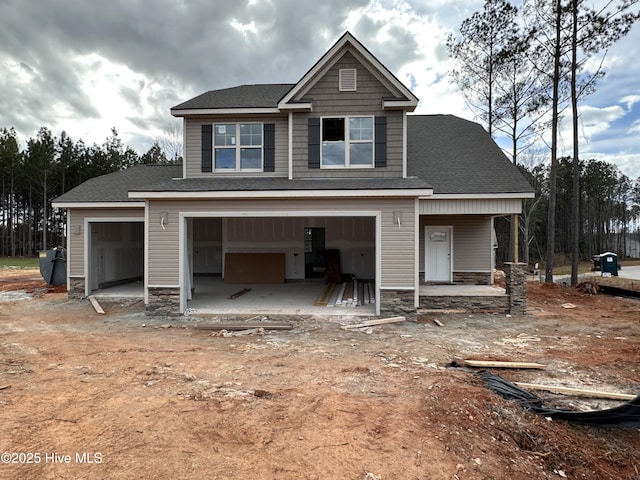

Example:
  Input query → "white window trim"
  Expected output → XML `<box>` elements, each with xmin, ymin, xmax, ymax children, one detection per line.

<box><xmin>320</xmin><ymin>115</ymin><xmax>374</xmax><ymax>169</ymax></box>
<box><xmin>213</xmin><ymin>122</ymin><xmax>264</xmax><ymax>172</ymax></box>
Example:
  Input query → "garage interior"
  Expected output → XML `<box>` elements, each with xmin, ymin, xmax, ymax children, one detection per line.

<box><xmin>185</xmin><ymin>216</ymin><xmax>377</xmax><ymax>315</ymax></box>
<box><xmin>88</xmin><ymin>221</ymin><xmax>144</xmax><ymax>294</ymax></box>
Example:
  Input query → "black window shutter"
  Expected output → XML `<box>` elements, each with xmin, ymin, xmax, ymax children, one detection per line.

<box><xmin>375</xmin><ymin>116</ymin><xmax>387</xmax><ymax>168</ymax></box>
<box><xmin>201</xmin><ymin>124</ymin><xmax>212</xmax><ymax>172</ymax></box>
<box><xmin>263</xmin><ymin>123</ymin><xmax>275</xmax><ymax>172</ymax></box>
<box><xmin>308</xmin><ymin>117</ymin><xmax>320</xmax><ymax>169</ymax></box>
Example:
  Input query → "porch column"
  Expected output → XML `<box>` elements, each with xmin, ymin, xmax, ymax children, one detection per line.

<box><xmin>504</xmin><ymin>262</ymin><xmax>527</xmax><ymax>315</ymax></box>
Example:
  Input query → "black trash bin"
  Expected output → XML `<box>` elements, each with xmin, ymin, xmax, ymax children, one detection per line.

<box><xmin>596</xmin><ymin>252</ymin><xmax>618</xmax><ymax>276</ymax></box>
<box><xmin>38</xmin><ymin>247</ymin><xmax>67</xmax><ymax>285</ymax></box>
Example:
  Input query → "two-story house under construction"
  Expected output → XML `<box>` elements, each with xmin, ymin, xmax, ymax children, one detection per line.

<box><xmin>53</xmin><ymin>32</ymin><xmax>534</xmax><ymax>317</ymax></box>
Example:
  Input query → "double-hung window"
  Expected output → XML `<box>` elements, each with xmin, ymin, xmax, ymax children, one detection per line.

<box><xmin>321</xmin><ymin>116</ymin><xmax>373</xmax><ymax>168</ymax></box>
<box><xmin>214</xmin><ymin>123</ymin><xmax>263</xmax><ymax>171</ymax></box>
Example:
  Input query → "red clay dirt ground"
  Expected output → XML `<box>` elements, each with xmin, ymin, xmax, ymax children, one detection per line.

<box><xmin>0</xmin><ymin>268</ymin><xmax>639</xmax><ymax>479</ymax></box>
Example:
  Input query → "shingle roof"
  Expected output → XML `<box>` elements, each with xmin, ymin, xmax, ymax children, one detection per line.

<box><xmin>407</xmin><ymin>115</ymin><xmax>534</xmax><ymax>195</ymax></box>
<box><xmin>53</xmin><ymin>164</ymin><xmax>184</xmax><ymax>203</ymax></box>
<box><xmin>130</xmin><ymin>176</ymin><xmax>432</xmax><ymax>193</ymax></box>
<box><xmin>171</xmin><ymin>84</ymin><xmax>295</xmax><ymax>111</ymax></box>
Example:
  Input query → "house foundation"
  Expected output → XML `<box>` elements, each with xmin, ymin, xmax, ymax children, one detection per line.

<box><xmin>452</xmin><ymin>272</ymin><xmax>491</xmax><ymax>285</ymax></box>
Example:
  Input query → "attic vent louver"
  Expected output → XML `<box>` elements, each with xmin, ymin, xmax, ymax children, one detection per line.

<box><xmin>339</xmin><ymin>68</ymin><xmax>357</xmax><ymax>91</ymax></box>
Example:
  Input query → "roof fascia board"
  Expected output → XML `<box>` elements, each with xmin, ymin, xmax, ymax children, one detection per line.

<box><xmin>52</xmin><ymin>201</ymin><xmax>145</xmax><ymax>209</ymax></box>
<box><xmin>129</xmin><ymin>188</ymin><xmax>434</xmax><ymax>200</ymax></box>
<box><xmin>420</xmin><ymin>193</ymin><xmax>535</xmax><ymax>200</ymax></box>
<box><xmin>171</xmin><ymin>107</ymin><xmax>281</xmax><ymax>117</ymax></box>
<box><xmin>278</xmin><ymin>32</ymin><xmax>418</xmax><ymax>109</ymax></box>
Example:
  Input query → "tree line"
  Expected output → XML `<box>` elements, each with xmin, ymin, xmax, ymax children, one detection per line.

<box><xmin>0</xmin><ymin>126</ymin><xmax>180</xmax><ymax>257</ymax></box>
<box><xmin>448</xmin><ymin>0</ymin><xmax>640</xmax><ymax>283</ymax></box>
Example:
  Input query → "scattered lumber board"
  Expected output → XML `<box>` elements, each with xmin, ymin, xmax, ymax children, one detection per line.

<box><xmin>341</xmin><ymin>316</ymin><xmax>405</xmax><ymax>330</ymax></box>
<box><xmin>195</xmin><ymin>322</ymin><xmax>293</xmax><ymax>331</ymax></box>
<box><xmin>463</xmin><ymin>360</ymin><xmax>547</xmax><ymax>370</ymax></box>
<box><xmin>315</xmin><ymin>283</ymin><xmax>336</xmax><ymax>306</ymax></box>
<box><xmin>228</xmin><ymin>288</ymin><xmax>252</xmax><ymax>299</ymax></box>
<box><xmin>514</xmin><ymin>382</ymin><xmax>636</xmax><ymax>401</ymax></box>
<box><xmin>419</xmin><ymin>308</ymin><xmax>466</xmax><ymax>314</ymax></box>
<box><xmin>0</xmin><ymin>385</ymin><xmax>10</xmax><ymax>391</ymax></box>
<box><xmin>433</xmin><ymin>319</ymin><xmax>444</xmax><ymax>327</ymax></box>
<box><xmin>88</xmin><ymin>295</ymin><xmax>105</xmax><ymax>314</ymax></box>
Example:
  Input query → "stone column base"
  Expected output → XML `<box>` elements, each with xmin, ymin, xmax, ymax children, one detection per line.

<box><xmin>147</xmin><ymin>287</ymin><xmax>181</xmax><ymax>316</ymax></box>
<box><xmin>504</xmin><ymin>262</ymin><xmax>527</xmax><ymax>314</ymax></box>
<box><xmin>68</xmin><ymin>277</ymin><xmax>85</xmax><ymax>299</ymax></box>
<box><xmin>379</xmin><ymin>289</ymin><xmax>416</xmax><ymax>319</ymax></box>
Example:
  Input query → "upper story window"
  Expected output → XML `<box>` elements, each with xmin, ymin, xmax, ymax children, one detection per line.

<box><xmin>214</xmin><ymin>123</ymin><xmax>263</xmax><ymax>171</ymax></box>
<box><xmin>321</xmin><ymin>116</ymin><xmax>373</xmax><ymax>168</ymax></box>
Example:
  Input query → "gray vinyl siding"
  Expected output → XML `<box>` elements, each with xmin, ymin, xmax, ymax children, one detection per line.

<box><xmin>420</xmin><ymin>215</ymin><xmax>492</xmax><ymax>272</ymax></box>
<box><xmin>184</xmin><ymin>115</ymin><xmax>289</xmax><ymax>178</ymax></box>
<box><xmin>292</xmin><ymin>52</ymin><xmax>404</xmax><ymax>178</ymax></box>
<box><xmin>67</xmin><ymin>207</ymin><xmax>145</xmax><ymax>277</ymax></box>
<box><xmin>147</xmin><ymin>198</ymin><xmax>415</xmax><ymax>289</ymax></box>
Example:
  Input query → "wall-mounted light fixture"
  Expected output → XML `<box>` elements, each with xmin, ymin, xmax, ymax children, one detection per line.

<box><xmin>160</xmin><ymin>212</ymin><xmax>168</xmax><ymax>230</ymax></box>
<box><xmin>393</xmin><ymin>211</ymin><xmax>402</xmax><ymax>227</ymax></box>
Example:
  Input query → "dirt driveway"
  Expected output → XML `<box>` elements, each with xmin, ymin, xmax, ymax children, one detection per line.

<box><xmin>1</xmin><ymin>268</ymin><xmax>639</xmax><ymax>479</ymax></box>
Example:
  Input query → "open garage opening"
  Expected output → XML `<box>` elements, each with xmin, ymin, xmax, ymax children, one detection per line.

<box><xmin>183</xmin><ymin>215</ymin><xmax>378</xmax><ymax>315</ymax></box>
<box><xmin>87</xmin><ymin>221</ymin><xmax>144</xmax><ymax>297</ymax></box>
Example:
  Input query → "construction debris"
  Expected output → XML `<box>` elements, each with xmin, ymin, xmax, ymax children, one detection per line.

<box><xmin>88</xmin><ymin>295</ymin><xmax>105</xmax><ymax>314</ymax></box>
<box><xmin>476</xmin><ymin>370</ymin><xmax>640</xmax><ymax>427</ymax></box>
<box><xmin>341</xmin><ymin>316</ymin><xmax>405</xmax><ymax>330</ymax></box>
<box><xmin>317</xmin><ymin>279</ymin><xmax>375</xmax><ymax>308</ymax></box>
<box><xmin>228</xmin><ymin>288</ymin><xmax>252</xmax><ymax>299</ymax></box>
<box><xmin>433</xmin><ymin>319</ymin><xmax>444</xmax><ymax>327</ymax></box>
<box><xmin>194</xmin><ymin>322</ymin><xmax>293</xmax><ymax>331</ymax></box>
<box><xmin>462</xmin><ymin>360</ymin><xmax>547</xmax><ymax>369</ymax></box>
<box><xmin>513</xmin><ymin>382</ymin><xmax>635</xmax><ymax>401</ymax></box>
<box><xmin>576</xmin><ymin>280</ymin><xmax>599</xmax><ymax>295</ymax></box>
<box><xmin>0</xmin><ymin>385</ymin><xmax>10</xmax><ymax>391</ymax></box>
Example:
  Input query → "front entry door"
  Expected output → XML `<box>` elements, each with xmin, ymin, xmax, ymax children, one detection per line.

<box><xmin>425</xmin><ymin>226</ymin><xmax>452</xmax><ymax>283</ymax></box>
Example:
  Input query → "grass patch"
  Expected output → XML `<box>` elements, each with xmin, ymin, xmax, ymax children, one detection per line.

<box><xmin>0</xmin><ymin>257</ymin><xmax>39</xmax><ymax>269</ymax></box>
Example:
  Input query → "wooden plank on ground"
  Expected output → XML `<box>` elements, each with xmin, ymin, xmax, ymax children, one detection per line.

<box><xmin>433</xmin><ymin>319</ymin><xmax>444</xmax><ymax>327</ymax></box>
<box><xmin>514</xmin><ymin>382</ymin><xmax>636</xmax><ymax>401</ymax></box>
<box><xmin>195</xmin><ymin>322</ymin><xmax>293</xmax><ymax>331</ymax></box>
<box><xmin>315</xmin><ymin>283</ymin><xmax>336</xmax><ymax>306</ymax></box>
<box><xmin>0</xmin><ymin>385</ymin><xmax>10</xmax><ymax>391</ymax></box>
<box><xmin>341</xmin><ymin>316</ymin><xmax>406</xmax><ymax>330</ymax></box>
<box><xmin>88</xmin><ymin>295</ymin><xmax>105</xmax><ymax>314</ymax></box>
<box><xmin>463</xmin><ymin>360</ymin><xmax>546</xmax><ymax>369</ymax></box>
<box><xmin>419</xmin><ymin>308</ymin><xmax>466</xmax><ymax>314</ymax></box>
<box><xmin>228</xmin><ymin>288</ymin><xmax>252</xmax><ymax>299</ymax></box>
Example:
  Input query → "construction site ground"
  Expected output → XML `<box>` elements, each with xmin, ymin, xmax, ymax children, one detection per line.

<box><xmin>0</xmin><ymin>268</ymin><xmax>639</xmax><ymax>480</ymax></box>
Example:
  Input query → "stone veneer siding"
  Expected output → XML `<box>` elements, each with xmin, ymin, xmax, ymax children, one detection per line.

<box><xmin>379</xmin><ymin>290</ymin><xmax>416</xmax><ymax>319</ymax></box>
<box><xmin>68</xmin><ymin>277</ymin><xmax>85</xmax><ymax>299</ymax></box>
<box><xmin>147</xmin><ymin>287</ymin><xmax>181</xmax><ymax>316</ymax></box>
<box><xmin>504</xmin><ymin>262</ymin><xmax>527</xmax><ymax>314</ymax></box>
<box><xmin>452</xmin><ymin>272</ymin><xmax>491</xmax><ymax>285</ymax></box>
<box><xmin>419</xmin><ymin>295</ymin><xmax>508</xmax><ymax>313</ymax></box>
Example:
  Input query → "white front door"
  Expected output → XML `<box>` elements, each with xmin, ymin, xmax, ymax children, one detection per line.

<box><xmin>425</xmin><ymin>226</ymin><xmax>452</xmax><ymax>283</ymax></box>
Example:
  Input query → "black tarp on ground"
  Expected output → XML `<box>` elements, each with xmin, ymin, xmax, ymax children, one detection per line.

<box><xmin>476</xmin><ymin>370</ymin><xmax>640</xmax><ymax>428</ymax></box>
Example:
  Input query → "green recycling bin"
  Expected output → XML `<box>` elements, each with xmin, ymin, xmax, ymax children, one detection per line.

<box><xmin>597</xmin><ymin>252</ymin><xmax>618</xmax><ymax>276</ymax></box>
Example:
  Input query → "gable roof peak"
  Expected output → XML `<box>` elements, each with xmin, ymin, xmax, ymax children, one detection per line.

<box><xmin>278</xmin><ymin>31</ymin><xmax>418</xmax><ymax>111</ymax></box>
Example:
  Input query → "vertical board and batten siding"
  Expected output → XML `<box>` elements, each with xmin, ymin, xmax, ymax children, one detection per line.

<box><xmin>419</xmin><ymin>215</ymin><xmax>492</xmax><ymax>272</ymax></box>
<box><xmin>67</xmin><ymin>207</ymin><xmax>145</xmax><ymax>277</ymax></box>
<box><xmin>147</xmin><ymin>198</ymin><xmax>415</xmax><ymax>288</ymax></box>
<box><xmin>291</xmin><ymin>52</ymin><xmax>405</xmax><ymax>178</ymax></box>
<box><xmin>184</xmin><ymin>115</ymin><xmax>289</xmax><ymax>178</ymax></box>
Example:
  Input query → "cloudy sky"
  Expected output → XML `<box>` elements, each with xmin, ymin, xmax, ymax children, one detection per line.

<box><xmin>1</xmin><ymin>0</ymin><xmax>639</xmax><ymax>179</ymax></box>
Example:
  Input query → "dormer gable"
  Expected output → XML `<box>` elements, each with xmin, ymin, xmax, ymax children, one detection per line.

<box><xmin>278</xmin><ymin>31</ymin><xmax>418</xmax><ymax>112</ymax></box>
